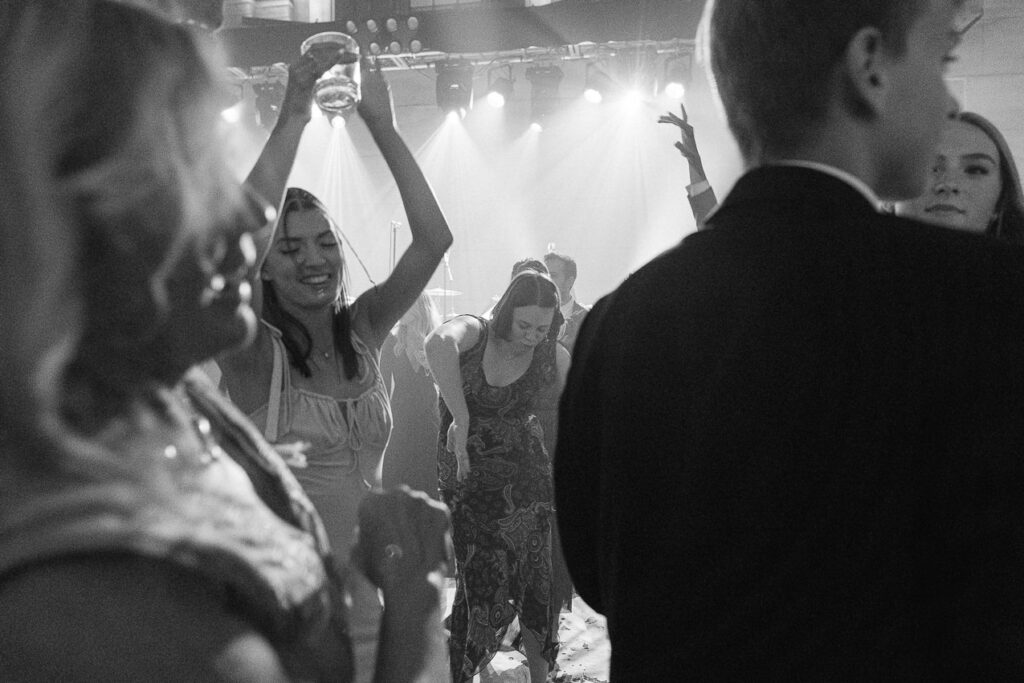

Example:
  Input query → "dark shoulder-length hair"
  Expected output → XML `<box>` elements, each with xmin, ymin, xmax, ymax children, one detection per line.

<box><xmin>490</xmin><ymin>271</ymin><xmax>563</xmax><ymax>342</ymax></box>
<box><xmin>958</xmin><ymin>112</ymin><xmax>1024</xmax><ymax>244</ymax></box>
<box><xmin>261</xmin><ymin>187</ymin><xmax>359</xmax><ymax>380</ymax></box>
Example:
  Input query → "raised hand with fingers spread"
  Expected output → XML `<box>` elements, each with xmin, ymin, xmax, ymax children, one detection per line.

<box><xmin>658</xmin><ymin>103</ymin><xmax>718</xmax><ymax>228</ymax></box>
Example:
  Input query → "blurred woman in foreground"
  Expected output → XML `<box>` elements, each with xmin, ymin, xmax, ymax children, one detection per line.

<box><xmin>0</xmin><ymin>2</ymin><xmax>449</xmax><ymax>680</ymax></box>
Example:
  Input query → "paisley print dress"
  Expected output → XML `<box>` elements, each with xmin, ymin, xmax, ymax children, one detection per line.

<box><xmin>438</xmin><ymin>317</ymin><xmax>558</xmax><ymax>683</ymax></box>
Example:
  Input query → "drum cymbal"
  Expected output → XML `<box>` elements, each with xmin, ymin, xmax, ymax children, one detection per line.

<box><xmin>425</xmin><ymin>287</ymin><xmax>462</xmax><ymax>296</ymax></box>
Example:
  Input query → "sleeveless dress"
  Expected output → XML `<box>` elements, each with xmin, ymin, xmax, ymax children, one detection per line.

<box><xmin>247</xmin><ymin>322</ymin><xmax>392</xmax><ymax>683</ymax></box>
<box><xmin>0</xmin><ymin>371</ymin><xmax>351</xmax><ymax>682</ymax></box>
<box><xmin>380</xmin><ymin>332</ymin><xmax>441</xmax><ymax>499</ymax></box>
<box><xmin>438</xmin><ymin>318</ymin><xmax>559</xmax><ymax>683</ymax></box>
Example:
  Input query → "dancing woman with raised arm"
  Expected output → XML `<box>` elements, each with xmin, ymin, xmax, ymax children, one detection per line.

<box><xmin>219</xmin><ymin>61</ymin><xmax>453</xmax><ymax>683</ymax></box>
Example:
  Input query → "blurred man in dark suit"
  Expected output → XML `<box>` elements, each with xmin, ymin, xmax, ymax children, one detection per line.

<box><xmin>556</xmin><ymin>0</ymin><xmax>1024</xmax><ymax>678</ymax></box>
<box><xmin>543</xmin><ymin>251</ymin><xmax>589</xmax><ymax>353</ymax></box>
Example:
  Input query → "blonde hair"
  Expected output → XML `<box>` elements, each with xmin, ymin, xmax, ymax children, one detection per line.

<box><xmin>397</xmin><ymin>292</ymin><xmax>443</xmax><ymax>345</ymax></box>
<box><xmin>0</xmin><ymin>0</ymin><xmax>240</xmax><ymax>478</ymax></box>
<box><xmin>394</xmin><ymin>293</ymin><xmax>442</xmax><ymax>370</ymax></box>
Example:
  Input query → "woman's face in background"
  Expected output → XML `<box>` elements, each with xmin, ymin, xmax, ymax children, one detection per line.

<box><xmin>897</xmin><ymin>118</ymin><xmax>1003</xmax><ymax>233</ymax></box>
<box><xmin>508</xmin><ymin>305</ymin><xmax>555</xmax><ymax>349</ymax></box>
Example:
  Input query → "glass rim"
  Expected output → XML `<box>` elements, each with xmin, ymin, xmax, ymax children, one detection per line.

<box><xmin>300</xmin><ymin>31</ymin><xmax>359</xmax><ymax>55</ymax></box>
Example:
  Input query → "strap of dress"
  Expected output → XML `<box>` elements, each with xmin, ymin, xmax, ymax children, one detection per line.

<box><xmin>343</xmin><ymin>331</ymin><xmax>392</xmax><ymax>455</ymax></box>
<box><xmin>264</xmin><ymin>324</ymin><xmax>286</xmax><ymax>443</ymax></box>
<box><xmin>351</xmin><ymin>331</ymin><xmax>383</xmax><ymax>387</ymax></box>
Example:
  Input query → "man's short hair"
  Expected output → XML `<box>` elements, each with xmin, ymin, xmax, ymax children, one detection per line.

<box><xmin>510</xmin><ymin>257</ymin><xmax>548</xmax><ymax>280</ymax></box>
<box><xmin>543</xmin><ymin>251</ymin><xmax>577</xmax><ymax>280</ymax></box>
<box><xmin>709</xmin><ymin>0</ymin><xmax>931</xmax><ymax>162</ymax></box>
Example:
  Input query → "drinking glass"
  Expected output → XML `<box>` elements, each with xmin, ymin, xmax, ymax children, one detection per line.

<box><xmin>300</xmin><ymin>31</ymin><xmax>360</xmax><ymax>116</ymax></box>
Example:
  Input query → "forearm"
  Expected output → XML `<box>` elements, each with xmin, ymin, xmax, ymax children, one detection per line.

<box><xmin>687</xmin><ymin>156</ymin><xmax>707</xmax><ymax>186</ymax></box>
<box><xmin>244</xmin><ymin>112</ymin><xmax>309</xmax><ymax>211</ymax></box>
<box><xmin>368</xmin><ymin>123</ymin><xmax>452</xmax><ymax>256</ymax></box>
<box><xmin>373</xmin><ymin>579</ymin><xmax>447</xmax><ymax>683</ymax></box>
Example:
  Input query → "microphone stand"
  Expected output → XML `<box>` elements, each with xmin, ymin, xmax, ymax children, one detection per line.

<box><xmin>442</xmin><ymin>252</ymin><xmax>454</xmax><ymax>317</ymax></box>
<box><xmin>389</xmin><ymin>220</ymin><xmax>400</xmax><ymax>273</ymax></box>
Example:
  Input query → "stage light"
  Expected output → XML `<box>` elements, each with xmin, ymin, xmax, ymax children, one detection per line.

<box><xmin>526</xmin><ymin>64</ymin><xmax>563</xmax><ymax>125</ymax></box>
<box><xmin>253</xmin><ymin>80</ymin><xmax>285</xmax><ymax>131</ymax></box>
<box><xmin>410</xmin><ymin>39</ymin><xmax>422</xmax><ymax>53</ymax></box>
<box><xmin>665</xmin><ymin>81</ymin><xmax>685</xmax><ymax>100</ymax></box>
<box><xmin>530</xmin><ymin>121</ymin><xmax>543</xmax><ymax>133</ymax></box>
<box><xmin>389</xmin><ymin>41</ymin><xmax>401</xmax><ymax>54</ymax></box>
<box><xmin>663</xmin><ymin>53</ymin><xmax>691</xmax><ymax>100</ymax></box>
<box><xmin>345</xmin><ymin>20</ymin><xmax>357</xmax><ymax>34</ymax></box>
<box><xmin>624</xmin><ymin>88</ymin><xmax>645</xmax><ymax>107</ymax></box>
<box><xmin>366</xmin><ymin>19</ymin><xmax>378</xmax><ymax>33</ymax></box>
<box><xmin>583</xmin><ymin>63</ymin><xmax>612</xmax><ymax>105</ymax></box>
<box><xmin>385</xmin><ymin>17</ymin><xmax>398</xmax><ymax>32</ymax></box>
<box><xmin>369</xmin><ymin>42</ymin><xmax>381</xmax><ymax>55</ymax></box>
<box><xmin>487</xmin><ymin>91</ymin><xmax>505</xmax><ymax>109</ymax></box>
<box><xmin>330</xmin><ymin>114</ymin><xmax>346</xmax><ymax>129</ymax></box>
<box><xmin>218</xmin><ymin>81</ymin><xmax>245</xmax><ymax>123</ymax></box>
<box><xmin>221</xmin><ymin>102</ymin><xmax>243</xmax><ymax>123</ymax></box>
<box><xmin>407</xmin><ymin>16</ymin><xmax>419</xmax><ymax>31</ymax></box>
<box><xmin>486</xmin><ymin>65</ymin><xmax>514</xmax><ymax>109</ymax></box>
<box><xmin>436</xmin><ymin>62</ymin><xmax>474</xmax><ymax>116</ymax></box>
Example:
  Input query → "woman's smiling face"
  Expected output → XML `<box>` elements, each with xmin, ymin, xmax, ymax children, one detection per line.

<box><xmin>260</xmin><ymin>208</ymin><xmax>344</xmax><ymax>311</ymax></box>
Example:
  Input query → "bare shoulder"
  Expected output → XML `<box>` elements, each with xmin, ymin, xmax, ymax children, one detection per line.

<box><xmin>0</xmin><ymin>554</ymin><xmax>289</xmax><ymax>682</ymax></box>
<box><xmin>439</xmin><ymin>314</ymin><xmax>483</xmax><ymax>348</ymax></box>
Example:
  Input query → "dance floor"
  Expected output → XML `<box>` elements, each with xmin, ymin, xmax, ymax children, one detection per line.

<box><xmin>443</xmin><ymin>580</ymin><xmax>611</xmax><ymax>682</ymax></box>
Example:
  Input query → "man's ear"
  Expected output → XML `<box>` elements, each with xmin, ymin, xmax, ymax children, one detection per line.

<box><xmin>841</xmin><ymin>26</ymin><xmax>889</xmax><ymax>119</ymax></box>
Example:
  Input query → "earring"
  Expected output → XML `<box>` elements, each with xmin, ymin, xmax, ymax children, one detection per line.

<box><xmin>199</xmin><ymin>274</ymin><xmax>226</xmax><ymax>308</ymax></box>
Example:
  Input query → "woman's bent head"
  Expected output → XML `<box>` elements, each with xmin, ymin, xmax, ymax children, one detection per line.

<box><xmin>490</xmin><ymin>271</ymin><xmax>563</xmax><ymax>344</ymax></box>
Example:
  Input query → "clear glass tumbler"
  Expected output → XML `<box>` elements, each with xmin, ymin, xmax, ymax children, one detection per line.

<box><xmin>300</xmin><ymin>31</ymin><xmax>360</xmax><ymax>116</ymax></box>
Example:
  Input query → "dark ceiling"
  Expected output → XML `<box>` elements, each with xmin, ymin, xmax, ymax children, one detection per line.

<box><xmin>218</xmin><ymin>0</ymin><xmax>706</xmax><ymax>67</ymax></box>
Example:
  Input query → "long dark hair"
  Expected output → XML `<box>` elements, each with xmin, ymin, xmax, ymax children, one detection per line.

<box><xmin>957</xmin><ymin>112</ymin><xmax>1024</xmax><ymax>244</ymax></box>
<box><xmin>261</xmin><ymin>188</ymin><xmax>358</xmax><ymax>380</ymax></box>
<box><xmin>490</xmin><ymin>270</ymin><xmax>563</xmax><ymax>342</ymax></box>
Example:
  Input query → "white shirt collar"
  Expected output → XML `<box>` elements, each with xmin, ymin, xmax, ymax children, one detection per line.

<box><xmin>773</xmin><ymin>160</ymin><xmax>881</xmax><ymax>208</ymax></box>
<box><xmin>560</xmin><ymin>296</ymin><xmax>576</xmax><ymax>319</ymax></box>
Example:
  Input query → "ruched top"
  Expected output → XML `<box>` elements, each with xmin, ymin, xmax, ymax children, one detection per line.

<box><xmin>248</xmin><ymin>323</ymin><xmax>392</xmax><ymax>484</ymax></box>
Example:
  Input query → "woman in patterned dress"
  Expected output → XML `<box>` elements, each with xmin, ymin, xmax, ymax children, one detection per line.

<box><xmin>426</xmin><ymin>271</ymin><xmax>571</xmax><ymax>683</ymax></box>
